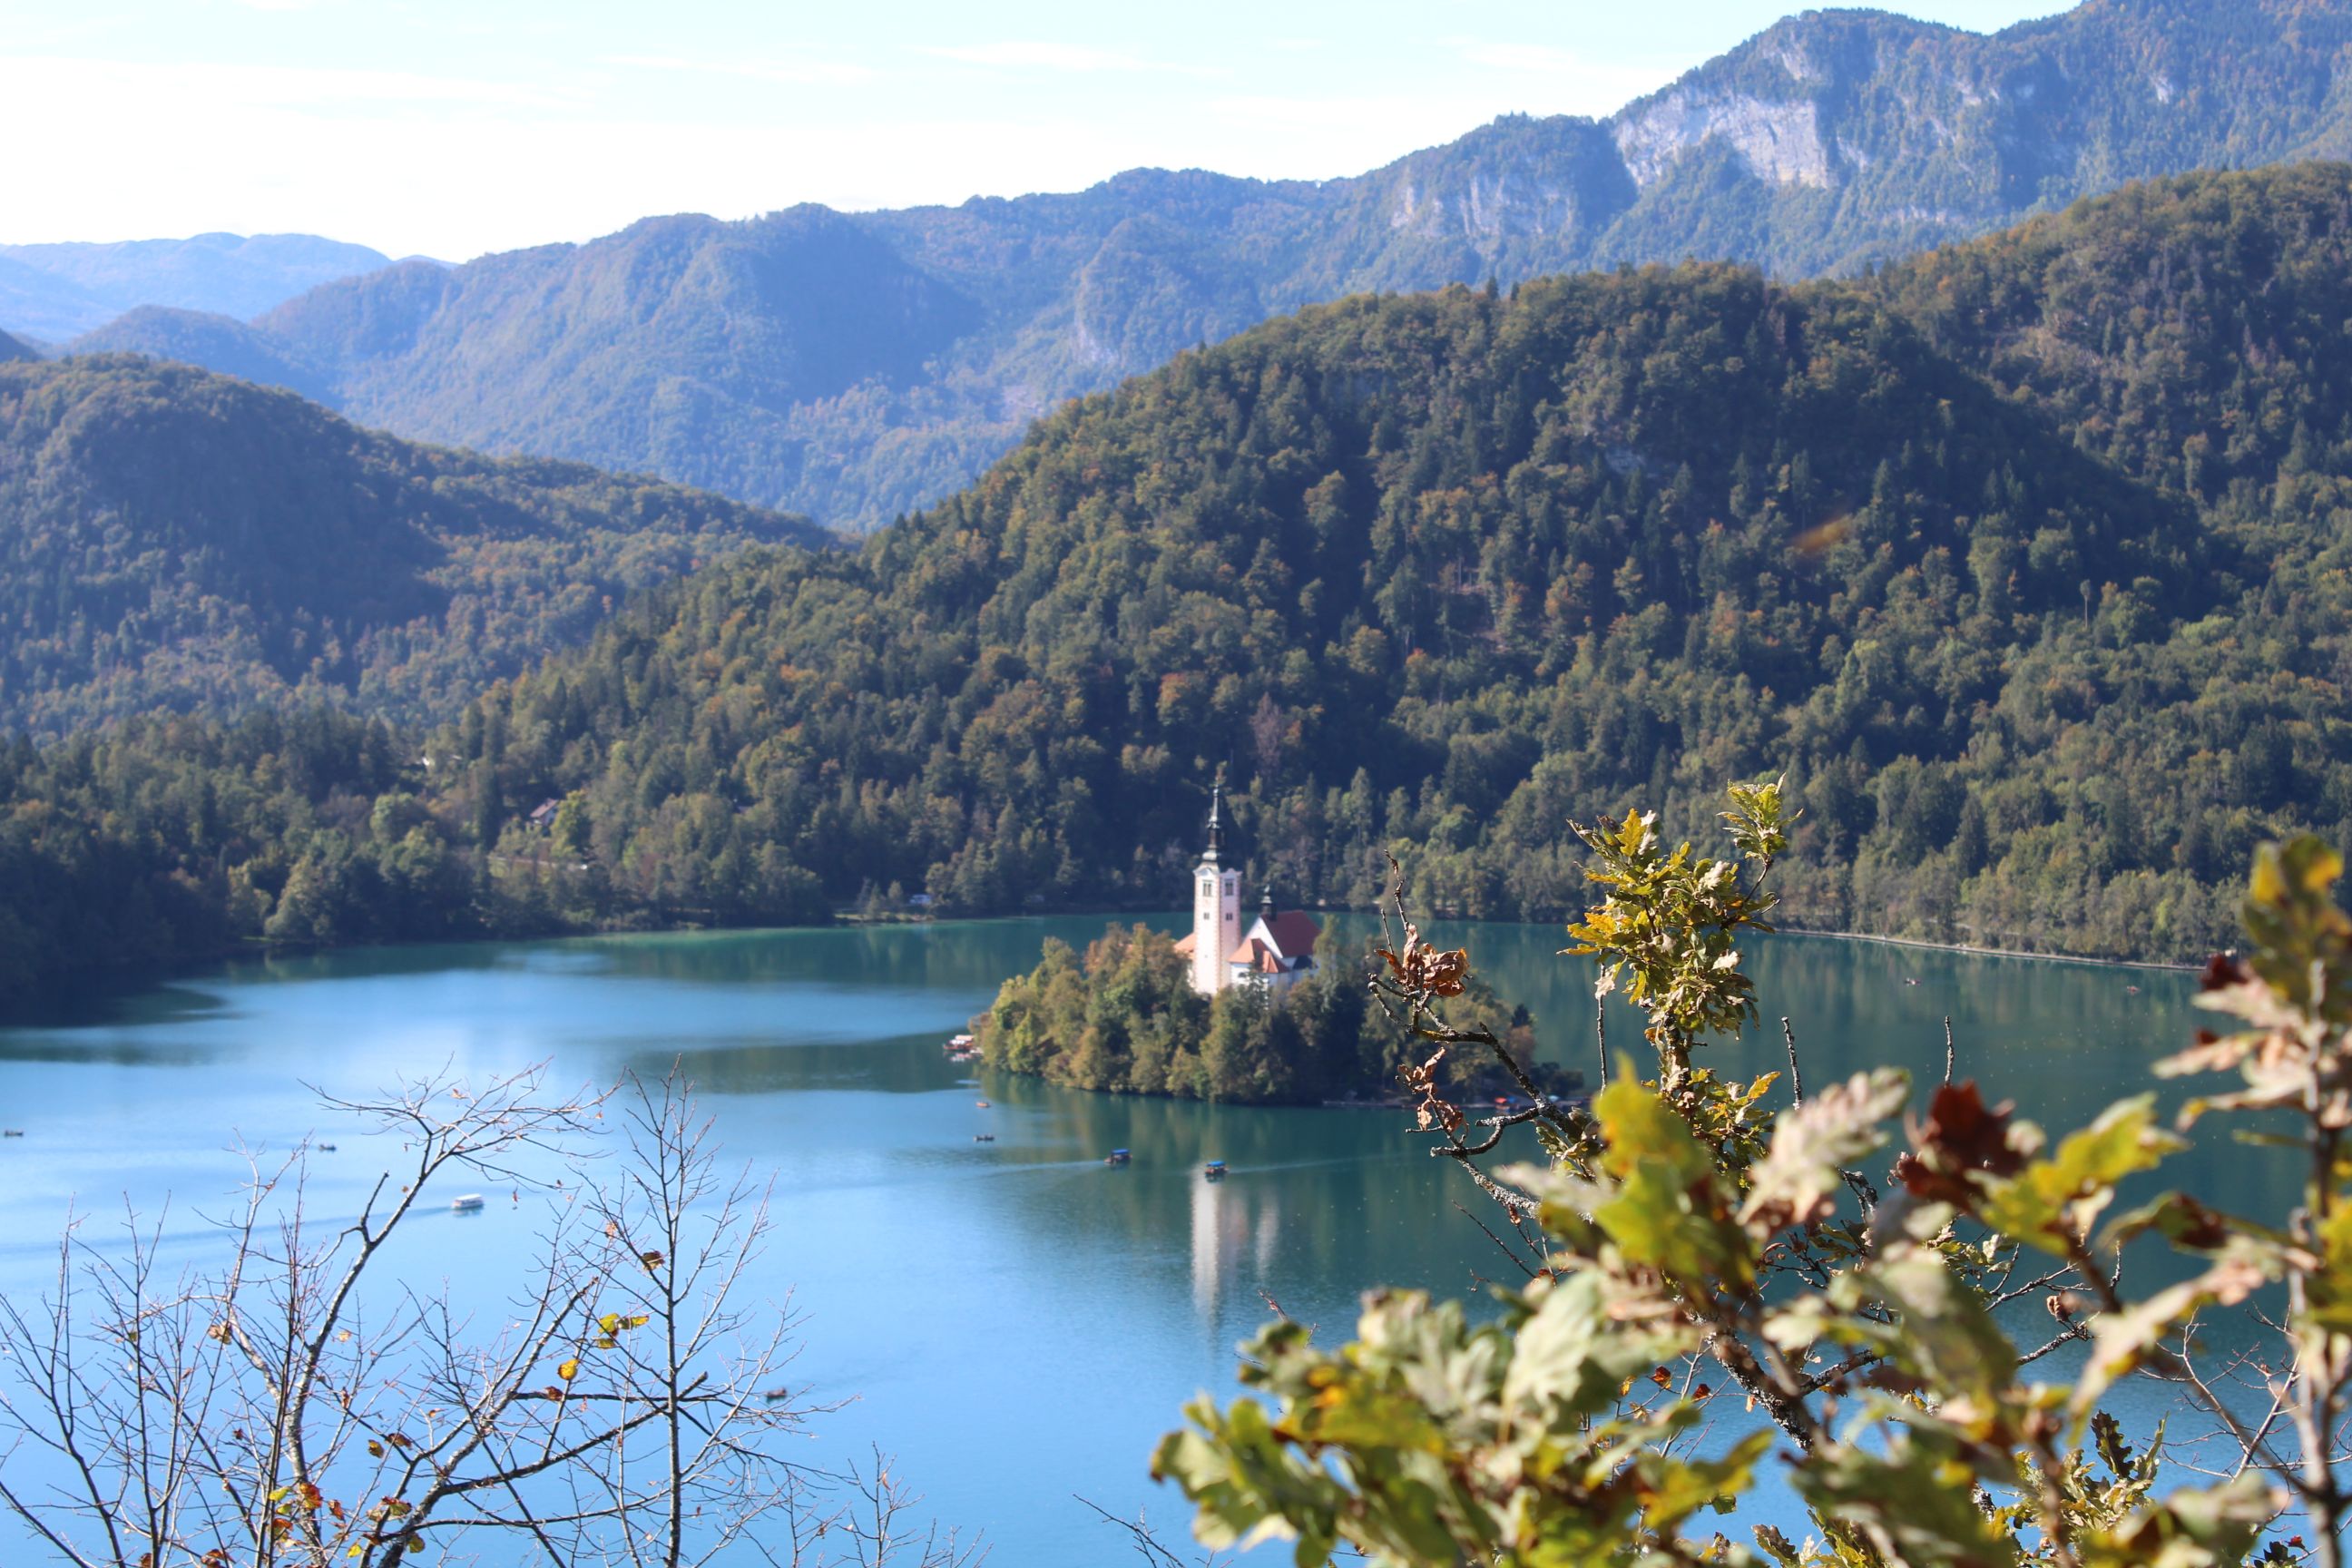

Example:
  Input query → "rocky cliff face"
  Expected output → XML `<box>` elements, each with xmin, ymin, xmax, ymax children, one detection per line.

<box><xmin>64</xmin><ymin>0</ymin><xmax>2352</xmax><ymax>528</ymax></box>
<box><xmin>1615</xmin><ymin>91</ymin><xmax>1836</xmax><ymax>191</ymax></box>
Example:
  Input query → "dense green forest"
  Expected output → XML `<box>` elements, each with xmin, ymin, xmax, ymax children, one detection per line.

<box><xmin>0</xmin><ymin>701</ymin><xmax>834</xmax><ymax>1008</ymax></box>
<box><xmin>66</xmin><ymin>0</ymin><xmax>2352</xmax><ymax>528</ymax></box>
<box><xmin>15</xmin><ymin>162</ymin><xmax>2352</xmax><ymax>1005</ymax></box>
<box><xmin>437</xmin><ymin>163</ymin><xmax>2352</xmax><ymax>965</ymax></box>
<box><xmin>0</xmin><ymin>709</ymin><xmax>451</xmax><ymax>1004</ymax></box>
<box><xmin>977</xmin><ymin>924</ymin><xmax>1560</xmax><ymax>1105</ymax></box>
<box><xmin>0</xmin><ymin>356</ymin><xmax>828</xmax><ymax>735</ymax></box>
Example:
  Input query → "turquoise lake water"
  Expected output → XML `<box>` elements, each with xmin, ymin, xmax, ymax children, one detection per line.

<box><xmin>0</xmin><ymin>916</ymin><xmax>2254</xmax><ymax>1564</ymax></box>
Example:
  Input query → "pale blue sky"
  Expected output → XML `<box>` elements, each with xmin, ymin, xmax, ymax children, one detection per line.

<box><xmin>1</xmin><ymin>0</ymin><xmax>2079</xmax><ymax>260</ymax></box>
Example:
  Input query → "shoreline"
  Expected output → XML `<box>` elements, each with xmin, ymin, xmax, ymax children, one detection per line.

<box><xmin>11</xmin><ymin>904</ymin><xmax>2201</xmax><ymax>1026</ymax></box>
<box><xmin>1768</xmin><ymin>923</ymin><xmax>2200</xmax><ymax>975</ymax></box>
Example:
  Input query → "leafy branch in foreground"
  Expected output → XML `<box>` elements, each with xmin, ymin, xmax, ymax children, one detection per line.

<box><xmin>1156</xmin><ymin>776</ymin><xmax>2352</xmax><ymax>1567</ymax></box>
<box><xmin>0</xmin><ymin>1063</ymin><xmax>978</xmax><ymax>1568</ymax></box>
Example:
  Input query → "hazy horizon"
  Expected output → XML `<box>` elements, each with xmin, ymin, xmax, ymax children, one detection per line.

<box><xmin>0</xmin><ymin>0</ymin><xmax>2080</xmax><ymax>263</ymax></box>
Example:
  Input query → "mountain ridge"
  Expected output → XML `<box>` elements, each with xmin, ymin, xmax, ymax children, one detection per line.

<box><xmin>0</xmin><ymin>354</ymin><xmax>830</xmax><ymax>735</ymax></box>
<box><xmin>73</xmin><ymin>0</ymin><xmax>2352</xmax><ymax>528</ymax></box>
<box><xmin>0</xmin><ymin>231</ymin><xmax>395</xmax><ymax>340</ymax></box>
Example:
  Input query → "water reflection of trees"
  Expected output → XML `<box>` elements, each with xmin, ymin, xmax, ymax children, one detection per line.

<box><xmin>584</xmin><ymin>916</ymin><xmax>2285</xmax><ymax>1313</ymax></box>
<box><xmin>1320</xmin><ymin>916</ymin><xmax>2201</xmax><ymax>1096</ymax></box>
<box><xmin>967</xmin><ymin>1070</ymin><xmax>1515</xmax><ymax>1318</ymax></box>
<box><xmin>219</xmin><ymin>916</ymin><xmax>1191</xmax><ymax>998</ymax></box>
<box><xmin>97</xmin><ymin>916</ymin><xmax>2297</xmax><ymax>1311</ymax></box>
<box><xmin>562</xmin><ymin>919</ymin><xmax>1190</xmax><ymax>995</ymax></box>
<box><xmin>628</xmin><ymin>1035</ymin><xmax>969</xmax><ymax>1096</ymax></box>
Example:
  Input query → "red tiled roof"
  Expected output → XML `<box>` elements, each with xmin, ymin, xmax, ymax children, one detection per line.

<box><xmin>1223</xmin><ymin>937</ymin><xmax>1289</xmax><ymax>974</ymax></box>
<box><xmin>1264</xmin><ymin>911</ymin><xmax>1319</xmax><ymax>958</ymax></box>
<box><xmin>1171</xmin><ymin>932</ymin><xmax>1197</xmax><ymax>956</ymax></box>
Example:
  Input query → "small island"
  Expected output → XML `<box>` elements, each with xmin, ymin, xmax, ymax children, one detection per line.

<box><xmin>978</xmin><ymin>787</ymin><xmax>1578</xmax><ymax>1107</ymax></box>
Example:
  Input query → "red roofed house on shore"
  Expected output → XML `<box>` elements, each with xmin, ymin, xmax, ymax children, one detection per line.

<box><xmin>1170</xmin><ymin>780</ymin><xmax>1318</xmax><ymax>999</ymax></box>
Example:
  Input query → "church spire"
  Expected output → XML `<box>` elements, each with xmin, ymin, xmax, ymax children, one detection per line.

<box><xmin>1202</xmin><ymin>773</ymin><xmax>1225</xmax><ymax>865</ymax></box>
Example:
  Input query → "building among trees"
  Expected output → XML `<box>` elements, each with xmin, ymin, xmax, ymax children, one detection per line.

<box><xmin>1172</xmin><ymin>783</ymin><xmax>1318</xmax><ymax>997</ymax></box>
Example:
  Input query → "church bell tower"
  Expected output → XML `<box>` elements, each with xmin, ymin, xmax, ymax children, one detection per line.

<box><xmin>1191</xmin><ymin>780</ymin><xmax>1241</xmax><ymax>995</ymax></box>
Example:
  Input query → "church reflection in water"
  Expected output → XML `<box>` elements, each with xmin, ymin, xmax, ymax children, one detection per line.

<box><xmin>1190</xmin><ymin>1170</ymin><xmax>1282</xmax><ymax>1318</ymax></box>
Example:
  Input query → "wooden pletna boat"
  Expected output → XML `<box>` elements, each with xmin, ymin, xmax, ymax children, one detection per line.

<box><xmin>1104</xmin><ymin>1149</ymin><xmax>1131</xmax><ymax>1166</ymax></box>
<box><xmin>451</xmin><ymin>1193</ymin><xmax>485</xmax><ymax>1212</ymax></box>
<box><xmin>1202</xmin><ymin>1160</ymin><xmax>1228</xmax><ymax>1181</ymax></box>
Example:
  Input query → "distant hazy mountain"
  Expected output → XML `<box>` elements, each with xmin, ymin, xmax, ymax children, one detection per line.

<box><xmin>0</xmin><ymin>329</ymin><xmax>36</xmax><ymax>363</ymax></box>
<box><xmin>71</xmin><ymin>0</ymin><xmax>2352</xmax><ymax>528</ymax></box>
<box><xmin>0</xmin><ymin>232</ymin><xmax>393</xmax><ymax>339</ymax></box>
<box><xmin>70</xmin><ymin>306</ymin><xmax>335</xmax><ymax>403</ymax></box>
<box><xmin>0</xmin><ymin>355</ymin><xmax>828</xmax><ymax>735</ymax></box>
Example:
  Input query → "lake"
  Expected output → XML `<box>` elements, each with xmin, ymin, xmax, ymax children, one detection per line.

<box><xmin>0</xmin><ymin>915</ymin><xmax>2249</xmax><ymax>1564</ymax></box>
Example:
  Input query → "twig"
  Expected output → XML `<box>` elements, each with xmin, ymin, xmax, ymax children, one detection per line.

<box><xmin>1451</xmin><ymin>1200</ymin><xmax>1542</xmax><ymax>1282</ymax></box>
<box><xmin>1595</xmin><ymin>995</ymin><xmax>1609</xmax><ymax>1088</ymax></box>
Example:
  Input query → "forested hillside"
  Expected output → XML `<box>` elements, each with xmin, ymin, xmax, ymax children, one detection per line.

<box><xmin>438</xmin><ymin>162</ymin><xmax>2352</xmax><ymax>964</ymax></box>
<box><xmin>12</xmin><ymin>162</ymin><xmax>2352</xmax><ymax>1006</ymax></box>
<box><xmin>67</xmin><ymin>0</ymin><xmax>2352</xmax><ymax>528</ymax></box>
<box><xmin>0</xmin><ymin>356</ymin><xmax>828</xmax><ymax>734</ymax></box>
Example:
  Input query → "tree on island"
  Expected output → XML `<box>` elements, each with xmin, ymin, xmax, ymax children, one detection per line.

<box><xmin>1153</xmin><ymin>778</ymin><xmax>2352</xmax><ymax>1566</ymax></box>
<box><xmin>980</xmin><ymin>922</ymin><xmax>1569</xmax><ymax>1107</ymax></box>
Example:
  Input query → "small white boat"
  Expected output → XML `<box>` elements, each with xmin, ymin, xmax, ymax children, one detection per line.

<box><xmin>451</xmin><ymin>1193</ymin><xmax>485</xmax><ymax>1212</ymax></box>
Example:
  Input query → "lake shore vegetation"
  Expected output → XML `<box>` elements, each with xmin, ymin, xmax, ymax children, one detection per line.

<box><xmin>975</xmin><ymin>921</ymin><xmax>1570</xmax><ymax>1106</ymax></box>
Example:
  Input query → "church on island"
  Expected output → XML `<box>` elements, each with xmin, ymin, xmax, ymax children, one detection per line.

<box><xmin>1171</xmin><ymin>785</ymin><xmax>1319</xmax><ymax>998</ymax></box>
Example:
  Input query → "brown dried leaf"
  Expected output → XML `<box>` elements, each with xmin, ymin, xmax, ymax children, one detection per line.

<box><xmin>1898</xmin><ymin>1081</ymin><xmax>2025</xmax><ymax>1207</ymax></box>
<box><xmin>1374</xmin><ymin>921</ymin><xmax>1472</xmax><ymax>998</ymax></box>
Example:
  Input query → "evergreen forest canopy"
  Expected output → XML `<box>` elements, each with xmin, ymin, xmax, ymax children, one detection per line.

<box><xmin>60</xmin><ymin>0</ymin><xmax>2352</xmax><ymax>528</ymax></box>
<box><xmin>0</xmin><ymin>355</ymin><xmax>829</xmax><ymax>735</ymax></box>
<box><xmin>14</xmin><ymin>162</ymin><xmax>2352</xmax><ymax>1004</ymax></box>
